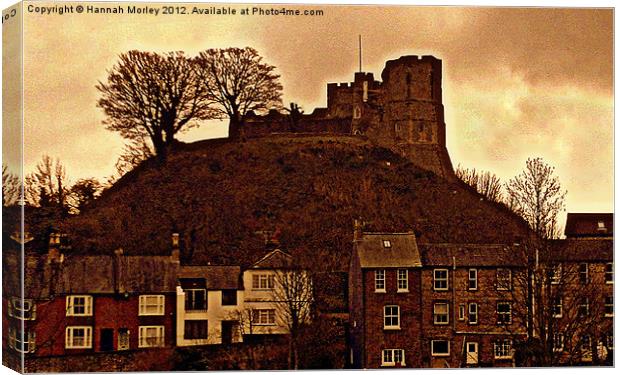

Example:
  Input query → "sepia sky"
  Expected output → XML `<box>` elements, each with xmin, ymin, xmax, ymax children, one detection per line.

<box><xmin>8</xmin><ymin>1</ymin><xmax>614</xmax><ymax>215</ymax></box>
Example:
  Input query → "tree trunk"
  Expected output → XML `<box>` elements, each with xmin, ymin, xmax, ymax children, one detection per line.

<box><xmin>228</xmin><ymin>110</ymin><xmax>245</xmax><ymax>141</ymax></box>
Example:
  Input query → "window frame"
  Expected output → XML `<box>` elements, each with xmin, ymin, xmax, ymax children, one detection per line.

<box><xmin>138</xmin><ymin>325</ymin><xmax>165</xmax><ymax>348</ymax></box>
<box><xmin>605</xmin><ymin>263</ymin><xmax>613</xmax><ymax>284</ymax></box>
<box><xmin>66</xmin><ymin>295</ymin><xmax>93</xmax><ymax>317</ymax></box>
<box><xmin>221</xmin><ymin>290</ymin><xmax>238</xmax><ymax>306</ymax></box>
<box><xmin>550</xmin><ymin>264</ymin><xmax>562</xmax><ymax>285</ymax></box>
<box><xmin>184</xmin><ymin>320</ymin><xmax>209</xmax><ymax>340</ymax></box>
<box><xmin>579</xmin><ymin>263</ymin><xmax>589</xmax><ymax>284</ymax></box>
<box><xmin>9</xmin><ymin>297</ymin><xmax>36</xmax><ymax>320</ymax></box>
<box><xmin>553</xmin><ymin>333</ymin><xmax>564</xmax><ymax>352</ymax></box>
<box><xmin>604</xmin><ymin>295</ymin><xmax>613</xmax><ymax>317</ymax></box>
<box><xmin>118</xmin><ymin>328</ymin><xmax>130</xmax><ymax>350</ymax></box>
<box><xmin>496</xmin><ymin>268</ymin><xmax>512</xmax><ymax>291</ymax></box>
<box><xmin>384</xmin><ymin>305</ymin><xmax>400</xmax><ymax>330</ymax></box>
<box><xmin>252</xmin><ymin>274</ymin><xmax>275</xmax><ymax>290</ymax></box>
<box><xmin>184</xmin><ymin>289</ymin><xmax>207</xmax><ymax>311</ymax></box>
<box><xmin>65</xmin><ymin>326</ymin><xmax>93</xmax><ymax>349</ymax></box>
<box><xmin>383</xmin><ymin>240</ymin><xmax>392</xmax><ymax>248</ymax></box>
<box><xmin>253</xmin><ymin>309</ymin><xmax>276</xmax><ymax>326</ymax></box>
<box><xmin>494</xmin><ymin>339</ymin><xmax>513</xmax><ymax>359</ymax></box>
<box><xmin>381</xmin><ymin>348</ymin><xmax>405</xmax><ymax>367</ymax></box>
<box><xmin>8</xmin><ymin>327</ymin><xmax>36</xmax><ymax>353</ymax></box>
<box><xmin>496</xmin><ymin>302</ymin><xmax>512</xmax><ymax>325</ymax></box>
<box><xmin>433</xmin><ymin>302</ymin><xmax>449</xmax><ymax>325</ymax></box>
<box><xmin>578</xmin><ymin>297</ymin><xmax>590</xmax><ymax>317</ymax></box>
<box><xmin>375</xmin><ymin>269</ymin><xmax>386</xmax><ymax>293</ymax></box>
<box><xmin>552</xmin><ymin>296</ymin><xmax>563</xmax><ymax>318</ymax></box>
<box><xmin>431</xmin><ymin>340</ymin><xmax>450</xmax><ymax>357</ymax></box>
<box><xmin>468</xmin><ymin>269</ymin><xmax>478</xmax><ymax>290</ymax></box>
<box><xmin>397</xmin><ymin>269</ymin><xmax>409</xmax><ymax>292</ymax></box>
<box><xmin>458</xmin><ymin>304</ymin><xmax>466</xmax><ymax>321</ymax></box>
<box><xmin>433</xmin><ymin>269</ymin><xmax>449</xmax><ymax>291</ymax></box>
<box><xmin>139</xmin><ymin>295</ymin><xmax>165</xmax><ymax>316</ymax></box>
<box><xmin>468</xmin><ymin>303</ymin><xmax>478</xmax><ymax>325</ymax></box>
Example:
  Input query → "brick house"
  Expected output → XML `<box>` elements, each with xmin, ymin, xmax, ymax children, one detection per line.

<box><xmin>3</xmin><ymin>233</ymin><xmax>179</xmax><ymax>368</ymax></box>
<box><xmin>348</xmin><ymin>228</ymin><xmax>423</xmax><ymax>368</ymax></box>
<box><xmin>418</xmin><ymin>244</ymin><xmax>527</xmax><ymax>368</ymax></box>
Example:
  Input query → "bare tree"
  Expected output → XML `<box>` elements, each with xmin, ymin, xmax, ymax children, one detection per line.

<box><xmin>97</xmin><ymin>51</ymin><xmax>214</xmax><ymax>159</ymax></box>
<box><xmin>505</xmin><ymin>157</ymin><xmax>566</xmax><ymax>239</ymax></box>
<box><xmin>2</xmin><ymin>164</ymin><xmax>21</xmax><ymax>207</ymax></box>
<box><xmin>272</xmin><ymin>267</ymin><xmax>314</xmax><ymax>369</ymax></box>
<box><xmin>68</xmin><ymin>178</ymin><xmax>102</xmax><ymax>213</ymax></box>
<box><xmin>24</xmin><ymin>156</ymin><xmax>69</xmax><ymax>211</ymax></box>
<box><xmin>195</xmin><ymin>47</ymin><xmax>283</xmax><ymax>140</ymax></box>
<box><xmin>455</xmin><ymin>165</ymin><xmax>504</xmax><ymax>203</ymax></box>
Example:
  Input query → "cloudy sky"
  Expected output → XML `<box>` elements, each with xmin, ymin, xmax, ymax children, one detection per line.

<box><xmin>4</xmin><ymin>2</ymin><xmax>613</xmax><ymax>215</ymax></box>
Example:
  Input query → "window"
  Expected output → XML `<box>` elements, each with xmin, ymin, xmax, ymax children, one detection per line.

<box><xmin>139</xmin><ymin>326</ymin><xmax>164</xmax><ymax>348</ymax></box>
<box><xmin>458</xmin><ymin>304</ymin><xmax>465</xmax><ymax>320</ymax></box>
<box><xmin>185</xmin><ymin>289</ymin><xmax>207</xmax><ymax>311</ymax></box>
<box><xmin>494</xmin><ymin>339</ymin><xmax>512</xmax><ymax>359</ymax></box>
<box><xmin>579</xmin><ymin>263</ymin><xmax>589</xmax><ymax>284</ymax></box>
<box><xmin>8</xmin><ymin>327</ymin><xmax>36</xmax><ymax>353</ymax></box>
<box><xmin>433</xmin><ymin>303</ymin><xmax>449</xmax><ymax>325</ymax></box>
<box><xmin>550</xmin><ymin>264</ymin><xmax>562</xmax><ymax>284</ymax></box>
<box><xmin>397</xmin><ymin>269</ymin><xmax>408</xmax><ymax>292</ymax></box>
<box><xmin>605</xmin><ymin>334</ymin><xmax>614</xmax><ymax>350</ymax></box>
<box><xmin>468</xmin><ymin>303</ymin><xmax>478</xmax><ymax>324</ymax></box>
<box><xmin>496</xmin><ymin>268</ymin><xmax>511</xmax><ymax>290</ymax></box>
<box><xmin>253</xmin><ymin>309</ymin><xmax>276</xmax><ymax>325</ymax></box>
<box><xmin>66</xmin><ymin>295</ymin><xmax>93</xmax><ymax>316</ymax></box>
<box><xmin>431</xmin><ymin>340</ymin><xmax>450</xmax><ymax>356</ymax></box>
<box><xmin>496</xmin><ymin>302</ymin><xmax>512</xmax><ymax>325</ymax></box>
<box><xmin>222</xmin><ymin>290</ymin><xmax>237</xmax><ymax>306</ymax></box>
<box><xmin>578</xmin><ymin>297</ymin><xmax>589</xmax><ymax>317</ymax></box>
<box><xmin>604</xmin><ymin>296</ymin><xmax>613</xmax><ymax>317</ymax></box>
<box><xmin>118</xmin><ymin>328</ymin><xmax>130</xmax><ymax>350</ymax></box>
<box><xmin>580</xmin><ymin>335</ymin><xmax>591</xmax><ymax>353</ymax></box>
<box><xmin>384</xmin><ymin>305</ymin><xmax>400</xmax><ymax>329</ymax></box>
<box><xmin>375</xmin><ymin>270</ymin><xmax>386</xmax><ymax>292</ymax></box>
<box><xmin>184</xmin><ymin>320</ymin><xmax>208</xmax><ymax>340</ymax></box>
<box><xmin>383</xmin><ymin>240</ymin><xmax>392</xmax><ymax>248</ymax></box>
<box><xmin>468</xmin><ymin>269</ymin><xmax>478</xmax><ymax>290</ymax></box>
<box><xmin>597</xmin><ymin>221</ymin><xmax>606</xmax><ymax>231</ymax></box>
<box><xmin>433</xmin><ymin>269</ymin><xmax>449</xmax><ymax>291</ymax></box>
<box><xmin>552</xmin><ymin>297</ymin><xmax>562</xmax><ymax>318</ymax></box>
<box><xmin>553</xmin><ymin>333</ymin><xmax>564</xmax><ymax>352</ymax></box>
<box><xmin>605</xmin><ymin>263</ymin><xmax>613</xmax><ymax>284</ymax></box>
<box><xmin>381</xmin><ymin>349</ymin><xmax>405</xmax><ymax>366</ymax></box>
<box><xmin>65</xmin><ymin>326</ymin><xmax>93</xmax><ymax>349</ymax></box>
<box><xmin>9</xmin><ymin>298</ymin><xmax>36</xmax><ymax>320</ymax></box>
<box><xmin>252</xmin><ymin>274</ymin><xmax>275</xmax><ymax>290</ymax></box>
<box><xmin>139</xmin><ymin>295</ymin><xmax>165</xmax><ymax>315</ymax></box>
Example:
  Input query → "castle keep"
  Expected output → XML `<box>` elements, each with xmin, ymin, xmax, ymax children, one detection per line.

<box><xmin>245</xmin><ymin>55</ymin><xmax>454</xmax><ymax>179</ymax></box>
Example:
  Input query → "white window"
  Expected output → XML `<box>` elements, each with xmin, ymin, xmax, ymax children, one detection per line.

<box><xmin>8</xmin><ymin>327</ymin><xmax>36</xmax><ymax>353</ymax></box>
<box><xmin>431</xmin><ymin>340</ymin><xmax>450</xmax><ymax>356</ymax></box>
<box><xmin>550</xmin><ymin>264</ymin><xmax>562</xmax><ymax>284</ymax></box>
<box><xmin>494</xmin><ymin>339</ymin><xmax>512</xmax><ymax>359</ymax></box>
<box><xmin>139</xmin><ymin>295</ymin><xmax>165</xmax><ymax>316</ymax></box>
<box><xmin>605</xmin><ymin>334</ymin><xmax>614</xmax><ymax>350</ymax></box>
<box><xmin>458</xmin><ymin>304</ymin><xmax>465</xmax><ymax>320</ymax></box>
<box><xmin>468</xmin><ymin>303</ymin><xmax>478</xmax><ymax>324</ymax></box>
<box><xmin>468</xmin><ymin>269</ymin><xmax>478</xmax><ymax>290</ymax></box>
<box><xmin>433</xmin><ymin>303</ymin><xmax>449</xmax><ymax>325</ymax></box>
<box><xmin>597</xmin><ymin>221</ymin><xmax>606</xmax><ymax>230</ymax></box>
<box><xmin>65</xmin><ymin>326</ymin><xmax>92</xmax><ymax>349</ymax></box>
<box><xmin>604</xmin><ymin>296</ymin><xmax>613</xmax><ymax>317</ymax></box>
<box><xmin>397</xmin><ymin>269</ymin><xmax>408</xmax><ymax>292</ymax></box>
<box><xmin>605</xmin><ymin>263</ymin><xmax>613</xmax><ymax>284</ymax></box>
<box><xmin>138</xmin><ymin>326</ymin><xmax>164</xmax><ymax>348</ymax></box>
<box><xmin>433</xmin><ymin>269</ymin><xmax>449</xmax><ymax>291</ymax></box>
<box><xmin>496</xmin><ymin>302</ymin><xmax>512</xmax><ymax>325</ymax></box>
<box><xmin>66</xmin><ymin>296</ymin><xmax>93</xmax><ymax>316</ymax></box>
<box><xmin>496</xmin><ymin>268</ymin><xmax>511</xmax><ymax>290</ymax></box>
<box><xmin>383</xmin><ymin>240</ymin><xmax>392</xmax><ymax>248</ymax></box>
<box><xmin>381</xmin><ymin>349</ymin><xmax>405</xmax><ymax>366</ymax></box>
<box><xmin>253</xmin><ymin>309</ymin><xmax>276</xmax><ymax>325</ymax></box>
<box><xmin>384</xmin><ymin>305</ymin><xmax>400</xmax><ymax>330</ymax></box>
<box><xmin>552</xmin><ymin>297</ymin><xmax>562</xmax><ymax>318</ymax></box>
<box><xmin>375</xmin><ymin>270</ymin><xmax>386</xmax><ymax>292</ymax></box>
<box><xmin>579</xmin><ymin>263</ymin><xmax>589</xmax><ymax>284</ymax></box>
<box><xmin>578</xmin><ymin>297</ymin><xmax>589</xmax><ymax>317</ymax></box>
<box><xmin>553</xmin><ymin>333</ymin><xmax>564</xmax><ymax>352</ymax></box>
<box><xmin>118</xmin><ymin>328</ymin><xmax>130</xmax><ymax>350</ymax></box>
<box><xmin>252</xmin><ymin>274</ymin><xmax>275</xmax><ymax>290</ymax></box>
<box><xmin>9</xmin><ymin>298</ymin><xmax>36</xmax><ymax>320</ymax></box>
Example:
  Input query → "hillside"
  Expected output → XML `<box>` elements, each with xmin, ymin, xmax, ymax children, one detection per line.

<box><xmin>65</xmin><ymin>135</ymin><xmax>532</xmax><ymax>271</ymax></box>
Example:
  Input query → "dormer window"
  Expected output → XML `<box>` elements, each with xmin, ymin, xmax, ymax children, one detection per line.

<box><xmin>383</xmin><ymin>240</ymin><xmax>392</xmax><ymax>248</ymax></box>
<box><xmin>9</xmin><ymin>298</ymin><xmax>36</xmax><ymax>320</ymax></box>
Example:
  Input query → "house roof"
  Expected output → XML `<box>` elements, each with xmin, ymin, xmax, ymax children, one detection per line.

<box><xmin>355</xmin><ymin>232</ymin><xmax>422</xmax><ymax>268</ymax></box>
<box><xmin>564</xmin><ymin>213</ymin><xmax>613</xmax><ymax>238</ymax></box>
<box><xmin>419</xmin><ymin>243</ymin><xmax>526</xmax><ymax>267</ymax></box>
<box><xmin>548</xmin><ymin>238</ymin><xmax>613</xmax><ymax>262</ymax></box>
<box><xmin>249</xmin><ymin>248</ymin><xmax>293</xmax><ymax>269</ymax></box>
<box><xmin>178</xmin><ymin>265</ymin><xmax>241</xmax><ymax>290</ymax></box>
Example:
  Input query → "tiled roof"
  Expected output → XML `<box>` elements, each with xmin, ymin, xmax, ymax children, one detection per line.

<box><xmin>564</xmin><ymin>213</ymin><xmax>613</xmax><ymax>237</ymax></box>
<box><xmin>355</xmin><ymin>232</ymin><xmax>422</xmax><ymax>268</ymax></box>
<box><xmin>548</xmin><ymin>238</ymin><xmax>613</xmax><ymax>262</ymax></box>
<box><xmin>419</xmin><ymin>243</ymin><xmax>526</xmax><ymax>267</ymax></box>
<box><xmin>250</xmin><ymin>248</ymin><xmax>293</xmax><ymax>269</ymax></box>
<box><xmin>179</xmin><ymin>265</ymin><xmax>241</xmax><ymax>290</ymax></box>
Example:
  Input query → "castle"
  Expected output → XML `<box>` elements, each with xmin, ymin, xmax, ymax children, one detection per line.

<box><xmin>244</xmin><ymin>55</ymin><xmax>454</xmax><ymax>179</ymax></box>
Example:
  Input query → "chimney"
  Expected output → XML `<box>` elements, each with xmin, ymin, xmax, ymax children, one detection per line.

<box><xmin>47</xmin><ymin>232</ymin><xmax>64</xmax><ymax>264</ymax></box>
<box><xmin>113</xmin><ymin>248</ymin><xmax>124</xmax><ymax>294</ymax></box>
<box><xmin>171</xmin><ymin>233</ymin><xmax>180</xmax><ymax>263</ymax></box>
<box><xmin>354</xmin><ymin>219</ymin><xmax>363</xmax><ymax>241</ymax></box>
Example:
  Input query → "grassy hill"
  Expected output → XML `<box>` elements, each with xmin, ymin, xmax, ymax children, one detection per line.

<box><xmin>65</xmin><ymin>135</ymin><xmax>532</xmax><ymax>271</ymax></box>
